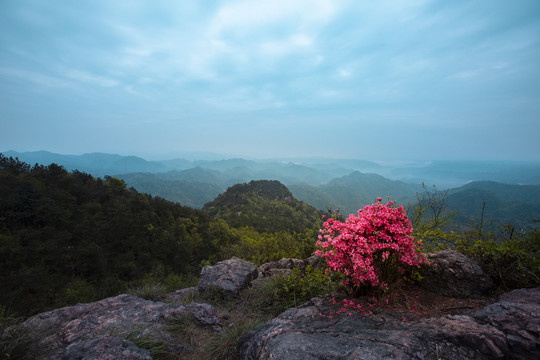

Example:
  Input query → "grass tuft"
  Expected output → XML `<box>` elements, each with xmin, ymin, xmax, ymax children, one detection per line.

<box><xmin>127</xmin><ymin>282</ymin><xmax>167</xmax><ymax>300</ymax></box>
<box><xmin>197</xmin><ymin>320</ymin><xmax>262</xmax><ymax>360</ymax></box>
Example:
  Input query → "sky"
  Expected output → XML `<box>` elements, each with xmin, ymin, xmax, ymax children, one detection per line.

<box><xmin>1</xmin><ymin>0</ymin><xmax>539</xmax><ymax>161</ymax></box>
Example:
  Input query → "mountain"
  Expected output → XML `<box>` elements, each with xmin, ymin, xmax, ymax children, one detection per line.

<box><xmin>116</xmin><ymin>172</ymin><xmax>223</xmax><ymax>209</ymax></box>
<box><xmin>451</xmin><ymin>181</ymin><xmax>540</xmax><ymax>205</ymax></box>
<box><xmin>157</xmin><ymin>167</ymin><xmax>225</xmax><ymax>186</ymax></box>
<box><xmin>3</xmin><ymin>150</ymin><xmax>169</xmax><ymax>177</ymax></box>
<box><xmin>386</xmin><ymin>160</ymin><xmax>540</xmax><ymax>188</ymax></box>
<box><xmin>4</xmin><ymin>151</ymin><xmax>539</xmax><ymax>229</ymax></box>
<box><xmin>445</xmin><ymin>181</ymin><xmax>540</xmax><ymax>232</ymax></box>
<box><xmin>202</xmin><ymin>180</ymin><xmax>324</xmax><ymax>234</ymax></box>
<box><xmin>5</xmin><ymin>150</ymin><xmax>540</xmax><ymax>188</ymax></box>
<box><xmin>290</xmin><ymin>172</ymin><xmax>422</xmax><ymax>215</ymax></box>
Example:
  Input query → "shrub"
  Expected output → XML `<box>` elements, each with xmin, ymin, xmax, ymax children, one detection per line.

<box><xmin>457</xmin><ymin>227</ymin><xmax>540</xmax><ymax>290</ymax></box>
<box><xmin>410</xmin><ymin>184</ymin><xmax>539</xmax><ymax>291</ymax></box>
<box><xmin>219</xmin><ymin>227</ymin><xmax>316</xmax><ymax>265</ymax></box>
<box><xmin>316</xmin><ymin>198</ymin><xmax>428</xmax><ymax>293</ymax></box>
<box><xmin>259</xmin><ymin>266</ymin><xmax>341</xmax><ymax>313</ymax></box>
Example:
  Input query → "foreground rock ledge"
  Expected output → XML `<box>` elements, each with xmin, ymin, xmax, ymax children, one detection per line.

<box><xmin>238</xmin><ymin>286</ymin><xmax>540</xmax><ymax>360</ymax></box>
<box><xmin>2</xmin><ymin>294</ymin><xmax>220</xmax><ymax>359</ymax></box>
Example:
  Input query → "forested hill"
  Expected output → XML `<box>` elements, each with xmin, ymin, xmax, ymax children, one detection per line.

<box><xmin>446</xmin><ymin>181</ymin><xmax>540</xmax><ymax>232</ymax></box>
<box><xmin>0</xmin><ymin>155</ymin><xmax>237</xmax><ymax>316</ymax></box>
<box><xmin>289</xmin><ymin>171</ymin><xmax>421</xmax><ymax>215</ymax></box>
<box><xmin>202</xmin><ymin>180</ymin><xmax>324</xmax><ymax>234</ymax></box>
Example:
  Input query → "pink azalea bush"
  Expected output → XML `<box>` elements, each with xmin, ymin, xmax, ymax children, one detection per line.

<box><xmin>315</xmin><ymin>198</ymin><xmax>428</xmax><ymax>291</ymax></box>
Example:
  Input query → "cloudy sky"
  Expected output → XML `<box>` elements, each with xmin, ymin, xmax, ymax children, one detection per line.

<box><xmin>1</xmin><ymin>0</ymin><xmax>539</xmax><ymax>161</ymax></box>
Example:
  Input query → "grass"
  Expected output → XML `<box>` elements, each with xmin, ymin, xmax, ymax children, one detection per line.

<box><xmin>159</xmin><ymin>267</ymin><xmax>342</xmax><ymax>360</ymax></box>
<box><xmin>196</xmin><ymin>320</ymin><xmax>263</xmax><ymax>360</ymax></box>
<box><xmin>1</xmin><ymin>318</ymin><xmax>54</xmax><ymax>360</ymax></box>
<box><xmin>1</xmin><ymin>265</ymin><xmax>339</xmax><ymax>360</ymax></box>
<box><xmin>154</xmin><ymin>278</ymin><xmax>287</xmax><ymax>360</ymax></box>
<box><xmin>126</xmin><ymin>281</ymin><xmax>167</xmax><ymax>300</ymax></box>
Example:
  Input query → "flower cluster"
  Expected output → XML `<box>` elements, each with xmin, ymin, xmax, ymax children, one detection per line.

<box><xmin>315</xmin><ymin>198</ymin><xmax>428</xmax><ymax>290</ymax></box>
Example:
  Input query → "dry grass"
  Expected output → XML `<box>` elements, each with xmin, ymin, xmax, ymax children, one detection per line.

<box><xmin>159</xmin><ymin>279</ymin><xmax>283</xmax><ymax>360</ymax></box>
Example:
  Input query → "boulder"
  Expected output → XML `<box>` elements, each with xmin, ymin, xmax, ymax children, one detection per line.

<box><xmin>1</xmin><ymin>294</ymin><xmax>220</xmax><ymax>359</ymax></box>
<box><xmin>238</xmin><ymin>287</ymin><xmax>540</xmax><ymax>360</ymax></box>
<box><xmin>198</xmin><ymin>257</ymin><xmax>258</xmax><ymax>296</ymax></box>
<box><xmin>420</xmin><ymin>250</ymin><xmax>494</xmax><ymax>298</ymax></box>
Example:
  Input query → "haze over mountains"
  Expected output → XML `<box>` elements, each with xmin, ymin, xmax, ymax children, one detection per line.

<box><xmin>4</xmin><ymin>150</ymin><xmax>540</xmax><ymax>232</ymax></box>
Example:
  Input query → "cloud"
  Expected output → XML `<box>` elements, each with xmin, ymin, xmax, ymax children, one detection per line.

<box><xmin>60</xmin><ymin>68</ymin><xmax>119</xmax><ymax>88</ymax></box>
<box><xmin>0</xmin><ymin>67</ymin><xmax>71</xmax><ymax>89</ymax></box>
<box><xmin>259</xmin><ymin>34</ymin><xmax>314</xmax><ymax>56</ymax></box>
<box><xmin>338</xmin><ymin>69</ymin><xmax>351</xmax><ymax>78</ymax></box>
<box><xmin>1</xmin><ymin>0</ymin><xmax>539</xmax><ymax>160</ymax></box>
<box><xmin>208</xmin><ymin>0</ymin><xmax>341</xmax><ymax>35</ymax></box>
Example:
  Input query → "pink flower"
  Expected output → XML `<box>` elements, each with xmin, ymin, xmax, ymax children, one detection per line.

<box><xmin>316</xmin><ymin>198</ymin><xmax>428</xmax><ymax>290</ymax></box>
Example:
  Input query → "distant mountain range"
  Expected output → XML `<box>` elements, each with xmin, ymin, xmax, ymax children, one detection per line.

<box><xmin>5</xmin><ymin>150</ymin><xmax>540</xmax><ymax>186</ymax></box>
<box><xmin>2</xmin><ymin>150</ymin><xmax>539</xmax><ymax>231</ymax></box>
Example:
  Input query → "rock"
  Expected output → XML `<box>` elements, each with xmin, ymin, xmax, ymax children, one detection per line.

<box><xmin>157</xmin><ymin>286</ymin><xmax>198</xmax><ymax>303</ymax></box>
<box><xmin>258</xmin><ymin>256</ymin><xmax>324</xmax><ymax>278</ymax></box>
<box><xmin>2</xmin><ymin>294</ymin><xmax>220</xmax><ymax>359</ymax></box>
<box><xmin>258</xmin><ymin>258</ymin><xmax>305</xmax><ymax>278</ymax></box>
<box><xmin>64</xmin><ymin>335</ymin><xmax>152</xmax><ymax>360</ymax></box>
<box><xmin>238</xmin><ymin>287</ymin><xmax>540</xmax><ymax>360</ymax></box>
<box><xmin>303</xmin><ymin>254</ymin><xmax>324</xmax><ymax>268</ymax></box>
<box><xmin>420</xmin><ymin>250</ymin><xmax>494</xmax><ymax>298</ymax></box>
<box><xmin>472</xmin><ymin>287</ymin><xmax>540</xmax><ymax>359</ymax></box>
<box><xmin>198</xmin><ymin>257</ymin><xmax>258</xmax><ymax>296</ymax></box>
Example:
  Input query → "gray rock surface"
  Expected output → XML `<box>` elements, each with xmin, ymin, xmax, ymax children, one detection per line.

<box><xmin>258</xmin><ymin>255</ymin><xmax>323</xmax><ymax>278</ymax></box>
<box><xmin>238</xmin><ymin>287</ymin><xmax>540</xmax><ymax>360</ymax></box>
<box><xmin>64</xmin><ymin>335</ymin><xmax>153</xmax><ymax>360</ymax></box>
<box><xmin>3</xmin><ymin>294</ymin><xmax>219</xmax><ymax>359</ymax></box>
<box><xmin>258</xmin><ymin>257</ymin><xmax>305</xmax><ymax>277</ymax></box>
<box><xmin>198</xmin><ymin>256</ymin><xmax>258</xmax><ymax>296</ymax></box>
<box><xmin>472</xmin><ymin>287</ymin><xmax>540</xmax><ymax>359</ymax></box>
<box><xmin>420</xmin><ymin>249</ymin><xmax>494</xmax><ymax>298</ymax></box>
<box><xmin>4</xmin><ymin>256</ymin><xmax>537</xmax><ymax>360</ymax></box>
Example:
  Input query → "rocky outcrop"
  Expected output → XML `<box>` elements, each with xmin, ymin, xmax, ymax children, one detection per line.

<box><xmin>198</xmin><ymin>256</ymin><xmax>258</xmax><ymax>296</ymax></box>
<box><xmin>238</xmin><ymin>286</ymin><xmax>540</xmax><ymax>360</ymax></box>
<box><xmin>472</xmin><ymin>287</ymin><xmax>540</xmax><ymax>359</ymax></box>
<box><xmin>421</xmin><ymin>249</ymin><xmax>494</xmax><ymax>298</ymax></box>
<box><xmin>258</xmin><ymin>255</ymin><xmax>324</xmax><ymax>278</ymax></box>
<box><xmin>2</xmin><ymin>294</ymin><xmax>220</xmax><ymax>359</ymax></box>
<box><xmin>3</xmin><ymin>255</ymin><xmax>537</xmax><ymax>359</ymax></box>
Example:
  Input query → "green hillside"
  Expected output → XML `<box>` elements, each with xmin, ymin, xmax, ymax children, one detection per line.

<box><xmin>290</xmin><ymin>172</ymin><xmax>421</xmax><ymax>215</ymax></box>
<box><xmin>117</xmin><ymin>172</ymin><xmax>223</xmax><ymax>208</ymax></box>
<box><xmin>452</xmin><ymin>181</ymin><xmax>540</xmax><ymax>205</ymax></box>
<box><xmin>446</xmin><ymin>186</ymin><xmax>540</xmax><ymax>232</ymax></box>
<box><xmin>0</xmin><ymin>155</ymin><xmax>237</xmax><ymax>316</ymax></box>
<box><xmin>202</xmin><ymin>180</ymin><xmax>324</xmax><ymax>234</ymax></box>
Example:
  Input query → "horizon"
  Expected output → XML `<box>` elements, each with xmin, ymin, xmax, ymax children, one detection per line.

<box><xmin>3</xmin><ymin>148</ymin><xmax>540</xmax><ymax>166</ymax></box>
<box><xmin>1</xmin><ymin>1</ymin><xmax>540</xmax><ymax>161</ymax></box>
